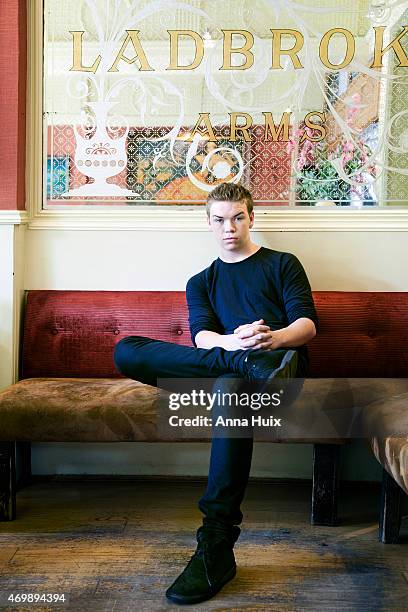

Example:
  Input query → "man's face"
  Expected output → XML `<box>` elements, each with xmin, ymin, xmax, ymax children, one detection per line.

<box><xmin>207</xmin><ymin>199</ymin><xmax>254</xmax><ymax>253</ymax></box>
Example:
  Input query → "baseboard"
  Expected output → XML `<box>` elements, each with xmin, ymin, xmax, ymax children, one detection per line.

<box><xmin>29</xmin><ymin>474</ymin><xmax>382</xmax><ymax>490</ymax></box>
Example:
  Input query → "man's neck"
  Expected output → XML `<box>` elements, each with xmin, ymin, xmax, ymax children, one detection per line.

<box><xmin>218</xmin><ymin>242</ymin><xmax>261</xmax><ymax>263</ymax></box>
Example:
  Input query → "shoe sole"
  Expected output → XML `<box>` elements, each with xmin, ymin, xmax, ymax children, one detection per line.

<box><xmin>274</xmin><ymin>349</ymin><xmax>298</xmax><ymax>379</ymax></box>
<box><xmin>165</xmin><ymin>564</ymin><xmax>237</xmax><ymax>605</ymax></box>
<box><xmin>259</xmin><ymin>349</ymin><xmax>298</xmax><ymax>394</ymax></box>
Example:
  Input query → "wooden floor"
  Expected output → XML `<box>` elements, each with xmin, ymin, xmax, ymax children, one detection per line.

<box><xmin>0</xmin><ymin>479</ymin><xmax>407</xmax><ymax>611</ymax></box>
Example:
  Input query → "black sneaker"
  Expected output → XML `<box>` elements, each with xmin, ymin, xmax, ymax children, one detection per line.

<box><xmin>165</xmin><ymin>527</ymin><xmax>238</xmax><ymax>605</ymax></box>
<box><xmin>244</xmin><ymin>349</ymin><xmax>298</xmax><ymax>385</ymax></box>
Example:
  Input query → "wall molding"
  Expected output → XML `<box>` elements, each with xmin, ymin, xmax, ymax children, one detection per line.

<box><xmin>26</xmin><ymin>207</ymin><xmax>408</xmax><ymax>232</ymax></box>
<box><xmin>0</xmin><ymin>210</ymin><xmax>29</xmax><ymax>225</ymax></box>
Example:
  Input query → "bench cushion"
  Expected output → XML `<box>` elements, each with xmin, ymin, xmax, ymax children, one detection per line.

<box><xmin>359</xmin><ymin>391</ymin><xmax>408</xmax><ymax>495</ymax></box>
<box><xmin>1</xmin><ymin>377</ymin><xmax>406</xmax><ymax>444</ymax></box>
<box><xmin>1</xmin><ymin>377</ymin><xmax>314</xmax><ymax>444</ymax></box>
<box><xmin>0</xmin><ymin>377</ymin><xmax>307</xmax><ymax>443</ymax></box>
<box><xmin>371</xmin><ymin>437</ymin><xmax>408</xmax><ymax>495</ymax></box>
<box><xmin>0</xmin><ymin>378</ymin><xmax>159</xmax><ymax>442</ymax></box>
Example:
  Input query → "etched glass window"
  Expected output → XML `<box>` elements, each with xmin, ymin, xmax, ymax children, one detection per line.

<box><xmin>43</xmin><ymin>0</ymin><xmax>408</xmax><ymax>207</ymax></box>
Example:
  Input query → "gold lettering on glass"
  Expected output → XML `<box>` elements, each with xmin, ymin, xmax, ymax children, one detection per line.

<box><xmin>44</xmin><ymin>0</ymin><xmax>408</xmax><ymax>207</ymax></box>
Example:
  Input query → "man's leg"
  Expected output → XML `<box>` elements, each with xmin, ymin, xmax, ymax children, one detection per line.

<box><xmin>199</xmin><ymin>355</ymin><xmax>308</xmax><ymax>532</ymax></box>
<box><xmin>114</xmin><ymin>335</ymin><xmax>300</xmax><ymax>604</ymax></box>
<box><xmin>113</xmin><ymin>335</ymin><xmax>249</xmax><ymax>386</ymax></box>
<box><xmin>198</xmin><ymin>374</ymin><xmax>254</xmax><ymax>530</ymax></box>
<box><xmin>115</xmin><ymin>337</ymin><xmax>300</xmax><ymax>532</ymax></box>
<box><xmin>166</xmin><ymin>355</ymin><xmax>305</xmax><ymax>606</ymax></box>
<box><xmin>114</xmin><ymin>335</ymin><xmax>299</xmax><ymax>387</ymax></box>
<box><xmin>165</xmin><ymin>373</ymin><xmax>252</xmax><ymax>605</ymax></box>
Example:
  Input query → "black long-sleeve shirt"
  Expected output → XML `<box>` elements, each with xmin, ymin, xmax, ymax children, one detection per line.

<box><xmin>186</xmin><ymin>247</ymin><xmax>318</xmax><ymax>361</ymax></box>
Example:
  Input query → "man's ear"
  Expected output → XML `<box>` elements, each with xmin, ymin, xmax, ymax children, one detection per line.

<box><xmin>249</xmin><ymin>210</ymin><xmax>255</xmax><ymax>228</ymax></box>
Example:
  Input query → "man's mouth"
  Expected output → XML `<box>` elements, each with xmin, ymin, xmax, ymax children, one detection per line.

<box><xmin>224</xmin><ymin>237</ymin><xmax>238</xmax><ymax>241</ymax></box>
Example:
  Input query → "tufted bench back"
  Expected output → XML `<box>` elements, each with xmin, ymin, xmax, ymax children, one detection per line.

<box><xmin>21</xmin><ymin>290</ymin><xmax>408</xmax><ymax>379</ymax></box>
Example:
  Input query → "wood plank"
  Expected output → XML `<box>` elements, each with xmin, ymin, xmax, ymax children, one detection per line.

<box><xmin>0</xmin><ymin>480</ymin><xmax>406</xmax><ymax>610</ymax></box>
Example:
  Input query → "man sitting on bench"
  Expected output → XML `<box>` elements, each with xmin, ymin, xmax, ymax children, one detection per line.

<box><xmin>114</xmin><ymin>182</ymin><xmax>317</xmax><ymax>605</ymax></box>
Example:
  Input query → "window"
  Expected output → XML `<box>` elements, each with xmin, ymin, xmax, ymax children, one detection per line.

<box><xmin>41</xmin><ymin>0</ymin><xmax>408</xmax><ymax>209</ymax></box>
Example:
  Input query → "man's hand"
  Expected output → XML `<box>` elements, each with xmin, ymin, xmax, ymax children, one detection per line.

<box><xmin>197</xmin><ymin>321</ymin><xmax>276</xmax><ymax>351</ymax></box>
<box><xmin>233</xmin><ymin>319</ymin><xmax>283</xmax><ymax>351</ymax></box>
<box><xmin>234</xmin><ymin>317</ymin><xmax>316</xmax><ymax>350</ymax></box>
<box><xmin>195</xmin><ymin>318</ymin><xmax>316</xmax><ymax>351</ymax></box>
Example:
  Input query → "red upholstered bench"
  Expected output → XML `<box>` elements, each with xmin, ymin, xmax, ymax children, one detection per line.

<box><xmin>0</xmin><ymin>290</ymin><xmax>407</xmax><ymax>541</ymax></box>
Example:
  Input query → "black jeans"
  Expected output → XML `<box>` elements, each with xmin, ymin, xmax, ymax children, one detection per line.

<box><xmin>113</xmin><ymin>336</ymin><xmax>300</xmax><ymax>531</ymax></box>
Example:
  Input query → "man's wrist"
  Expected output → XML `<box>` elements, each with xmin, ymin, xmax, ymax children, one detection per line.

<box><xmin>195</xmin><ymin>331</ymin><xmax>242</xmax><ymax>351</ymax></box>
<box><xmin>271</xmin><ymin>328</ymin><xmax>287</xmax><ymax>349</ymax></box>
<box><xmin>221</xmin><ymin>334</ymin><xmax>241</xmax><ymax>351</ymax></box>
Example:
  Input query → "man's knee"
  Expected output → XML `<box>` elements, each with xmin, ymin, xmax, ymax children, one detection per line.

<box><xmin>212</xmin><ymin>373</ymin><xmax>244</xmax><ymax>394</ymax></box>
<box><xmin>211</xmin><ymin>374</ymin><xmax>249</xmax><ymax>420</ymax></box>
<box><xmin>113</xmin><ymin>335</ymin><xmax>150</xmax><ymax>376</ymax></box>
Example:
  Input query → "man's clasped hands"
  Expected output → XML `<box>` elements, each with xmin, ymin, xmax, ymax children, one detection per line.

<box><xmin>231</xmin><ymin>319</ymin><xmax>284</xmax><ymax>351</ymax></box>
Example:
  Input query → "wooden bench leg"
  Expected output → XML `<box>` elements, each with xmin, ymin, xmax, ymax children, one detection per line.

<box><xmin>379</xmin><ymin>469</ymin><xmax>402</xmax><ymax>544</ymax></box>
<box><xmin>311</xmin><ymin>443</ymin><xmax>340</xmax><ymax>526</ymax></box>
<box><xmin>0</xmin><ymin>442</ymin><xmax>16</xmax><ymax>521</ymax></box>
<box><xmin>16</xmin><ymin>441</ymin><xmax>32</xmax><ymax>489</ymax></box>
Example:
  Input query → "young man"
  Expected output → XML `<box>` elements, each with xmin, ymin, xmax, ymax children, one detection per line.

<box><xmin>114</xmin><ymin>183</ymin><xmax>317</xmax><ymax>605</ymax></box>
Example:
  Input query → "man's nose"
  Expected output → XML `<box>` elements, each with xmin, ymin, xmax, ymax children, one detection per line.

<box><xmin>224</xmin><ymin>220</ymin><xmax>236</xmax><ymax>233</ymax></box>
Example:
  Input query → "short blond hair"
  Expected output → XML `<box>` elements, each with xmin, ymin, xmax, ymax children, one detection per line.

<box><xmin>206</xmin><ymin>183</ymin><xmax>254</xmax><ymax>216</ymax></box>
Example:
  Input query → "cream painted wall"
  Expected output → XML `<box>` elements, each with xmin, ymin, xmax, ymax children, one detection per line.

<box><xmin>25</xmin><ymin>228</ymin><xmax>408</xmax><ymax>291</ymax></box>
<box><xmin>23</xmin><ymin>224</ymin><xmax>405</xmax><ymax>480</ymax></box>
<box><xmin>0</xmin><ymin>226</ymin><xmax>15</xmax><ymax>389</ymax></box>
<box><xmin>0</xmin><ymin>224</ymin><xmax>25</xmax><ymax>389</ymax></box>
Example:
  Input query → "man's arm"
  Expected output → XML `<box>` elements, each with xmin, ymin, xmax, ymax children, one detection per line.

<box><xmin>196</xmin><ymin>317</ymin><xmax>316</xmax><ymax>351</ymax></box>
<box><xmin>234</xmin><ymin>317</ymin><xmax>316</xmax><ymax>351</ymax></box>
<box><xmin>281</xmin><ymin>253</ymin><xmax>318</xmax><ymax>333</ymax></box>
<box><xmin>195</xmin><ymin>321</ymin><xmax>270</xmax><ymax>351</ymax></box>
<box><xmin>195</xmin><ymin>331</ymin><xmax>238</xmax><ymax>350</ymax></box>
<box><xmin>186</xmin><ymin>273</ymin><xmax>223</xmax><ymax>346</ymax></box>
<box><xmin>233</xmin><ymin>252</ymin><xmax>318</xmax><ymax>352</ymax></box>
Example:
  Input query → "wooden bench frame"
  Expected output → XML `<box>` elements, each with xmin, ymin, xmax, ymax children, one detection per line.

<box><xmin>1</xmin><ymin>440</ymin><xmax>341</xmax><ymax>527</ymax></box>
<box><xmin>2</xmin><ymin>441</ymin><xmax>405</xmax><ymax>541</ymax></box>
